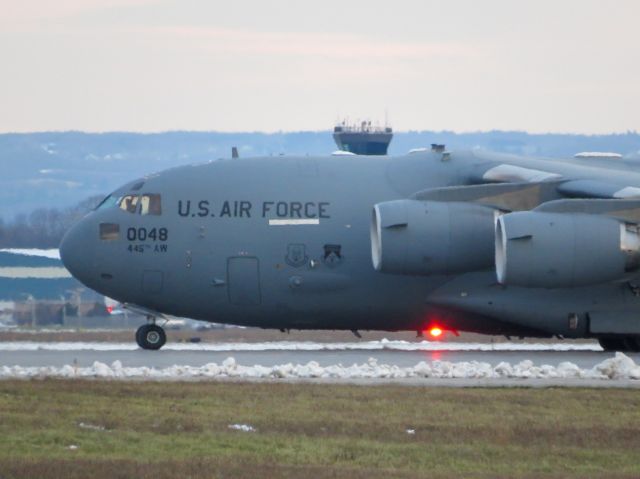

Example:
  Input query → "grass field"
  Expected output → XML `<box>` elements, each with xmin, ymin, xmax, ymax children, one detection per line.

<box><xmin>1</xmin><ymin>380</ymin><xmax>639</xmax><ymax>478</ymax></box>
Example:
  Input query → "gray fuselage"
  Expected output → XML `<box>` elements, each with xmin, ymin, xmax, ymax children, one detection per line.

<box><xmin>60</xmin><ymin>149</ymin><xmax>640</xmax><ymax>338</ymax></box>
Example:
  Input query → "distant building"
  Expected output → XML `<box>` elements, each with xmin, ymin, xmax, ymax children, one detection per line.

<box><xmin>0</xmin><ymin>249</ymin><xmax>107</xmax><ymax>327</ymax></box>
<box><xmin>333</xmin><ymin>120</ymin><xmax>393</xmax><ymax>155</ymax></box>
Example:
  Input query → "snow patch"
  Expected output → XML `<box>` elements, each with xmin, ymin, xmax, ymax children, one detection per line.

<box><xmin>574</xmin><ymin>152</ymin><xmax>622</xmax><ymax>159</ymax></box>
<box><xmin>103</xmin><ymin>153</ymin><xmax>125</xmax><ymax>161</ymax></box>
<box><xmin>0</xmin><ymin>249</ymin><xmax>61</xmax><ymax>260</ymax></box>
<box><xmin>332</xmin><ymin>150</ymin><xmax>356</xmax><ymax>156</ymax></box>
<box><xmin>1</xmin><ymin>353</ymin><xmax>639</xmax><ymax>381</ymax></box>
<box><xmin>228</xmin><ymin>424</ymin><xmax>256</xmax><ymax>432</ymax></box>
<box><xmin>78</xmin><ymin>422</ymin><xmax>106</xmax><ymax>431</ymax></box>
<box><xmin>41</xmin><ymin>144</ymin><xmax>57</xmax><ymax>155</ymax></box>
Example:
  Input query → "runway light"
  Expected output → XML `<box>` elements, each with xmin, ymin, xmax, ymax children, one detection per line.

<box><xmin>429</xmin><ymin>327</ymin><xmax>443</xmax><ymax>338</ymax></box>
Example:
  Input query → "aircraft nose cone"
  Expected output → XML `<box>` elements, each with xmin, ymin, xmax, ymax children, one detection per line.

<box><xmin>60</xmin><ymin>219</ymin><xmax>95</xmax><ymax>284</ymax></box>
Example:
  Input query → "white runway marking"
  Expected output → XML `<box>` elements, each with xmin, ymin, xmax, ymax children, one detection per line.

<box><xmin>1</xmin><ymin>353</ymin><xmax>639</xmax><ymax>382</ymax></box>
<box><xmin>0</xmin><ymin>340</ymin><xmax>602</xmax><ymax>352</ymax></box>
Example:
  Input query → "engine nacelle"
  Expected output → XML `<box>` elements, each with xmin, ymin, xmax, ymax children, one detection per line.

<box><xmin>371</xmin><ymin>200</ymin><xmax>499</xmax><ymax>275</ymax></box>
<box><xmin>496</xmin><ymin>211</ymin><xmax>640</xmax><ymax>288</ymax></box>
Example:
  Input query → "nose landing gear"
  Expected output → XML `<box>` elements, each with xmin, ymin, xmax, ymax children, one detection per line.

<box><xmin>136</xmin><ymin>321</ymin><xmax>167</xmax><ymax>350</ymax></box>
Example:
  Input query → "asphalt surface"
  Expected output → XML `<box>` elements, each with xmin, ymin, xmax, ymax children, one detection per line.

<box><xmin>1</xmin><ymin>344</ymin><xmax>635</xmax><ymax>370</ymax></box>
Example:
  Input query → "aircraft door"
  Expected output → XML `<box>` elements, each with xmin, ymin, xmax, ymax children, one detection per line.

<box><xmin>227</xmin><ymin>257</ymin><xmax>261</xmax><ymax>305</ymax></box>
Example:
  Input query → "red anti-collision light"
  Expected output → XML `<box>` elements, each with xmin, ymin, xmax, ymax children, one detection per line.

<box><xmin>429</xmin><ymin>327</ymin><xmax>443</xmax><ymax>338</ymax></box>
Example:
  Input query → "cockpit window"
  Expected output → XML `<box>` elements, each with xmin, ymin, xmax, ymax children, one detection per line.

<box><xmin>140</xmin><ymin>194</ymin><xmax>162</xmax><ymax>216</ymax></box>
<box><xmin>117</xmin><ymin>194</ymin><xmax>162</xmax><ymax>215</ymax></box>
<box><xmin>119</xmin><ymin>195</ymin><xmax>139</xmax><ymax>214</ymax></box>
<box><xmin>95</xmin><ymin>195</ymin><xmax>118</xmax><ymax>211</ymax></box>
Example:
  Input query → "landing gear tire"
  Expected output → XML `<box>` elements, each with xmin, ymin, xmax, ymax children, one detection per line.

<box><xmin>599</xmin><ymin>338</ymin><xmax>629</xmax><ymax>352</ymax></box>
<box><xmin>136</xmin><ymin>324</ymin><xmax>166</xmax><ymax>350</ymax></box>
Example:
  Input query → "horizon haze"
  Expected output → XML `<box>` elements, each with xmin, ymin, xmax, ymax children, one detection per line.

<box><xmin>1</xmin><ymin>0</ymin><xmax>639</xmax><ymax>134</ymax></box>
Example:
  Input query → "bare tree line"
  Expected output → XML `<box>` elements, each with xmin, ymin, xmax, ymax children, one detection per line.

<box><xmin>0</xmin><ymin>196</ymin><xmax>103</xmax><ymax>249</ymax></box>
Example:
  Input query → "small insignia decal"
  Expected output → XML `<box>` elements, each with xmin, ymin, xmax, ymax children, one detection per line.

<box><xmin>285</xmin><ymin>244</ymin><xmax>308</xmax><ymax>268</ymax></box>
<box><xmin>322</xmin><ymin>244</ymin><xmax>343</xmax><ymax>267</ymax></box>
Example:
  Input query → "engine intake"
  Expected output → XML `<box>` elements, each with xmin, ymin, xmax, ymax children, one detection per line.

<box><xmin>371</xmin><ymin>200</ymin><xmax>498</xmax><ymax>275</ymax></box>
<box><xmin>496</xmin><ymin>211</ymin><xmax>640</xmax><ymax>288</ymax></box>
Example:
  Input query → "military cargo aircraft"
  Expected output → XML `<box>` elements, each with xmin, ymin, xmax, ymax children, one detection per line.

<box><xmin>60</xmin><ymin>146</ymin><xmax>640</xmax><ymax>351</ymax></box>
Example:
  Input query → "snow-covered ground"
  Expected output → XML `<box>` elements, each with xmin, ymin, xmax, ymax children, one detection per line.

<box><xmin>0</xmin><ymin>248</ymin><xmax>61</xmax><ymax>259</ymax></box>
<box><xmin>1</xmin><ymin>353</ymin><xmax>639</xmax><ymax>381</ymax></box>
<box><xmin>0</xmin><ymin>340</ymin><xmax>602</xmax><ymax>352</ymax></box>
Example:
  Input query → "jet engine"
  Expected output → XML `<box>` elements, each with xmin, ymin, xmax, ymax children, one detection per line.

<box><xmin>371</xmin><ymin>200</ymin><xmax>499</xmax><ymax>275</ymax></box>
<box><xmin>496</xmin><ymin>211</ymin><xmax>640</xmax><ymax>288</ymax></box>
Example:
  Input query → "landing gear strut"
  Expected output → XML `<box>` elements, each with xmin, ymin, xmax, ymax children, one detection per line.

<box><xmin>136</xmin><ymin>321</ymin><xmax>166</xmax><ymax>350</ymax></box>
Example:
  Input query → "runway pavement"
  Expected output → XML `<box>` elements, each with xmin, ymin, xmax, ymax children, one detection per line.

<box><xmin>0</xmin><ymin>342</ymin><xmax>626</xmax><ymax>370</ymax></box>
<box><xmin>1</xmin><ymin>340</ymin><xmax>640</xmax><ymax>387</ymax></box>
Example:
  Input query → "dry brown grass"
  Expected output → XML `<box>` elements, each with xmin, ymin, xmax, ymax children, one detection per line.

<box><xmin>0</xmin><ymin>458</ymin><xmax>429</xmax><ymax>479</ymax></box>
<box><xmin>0</xmin><ymin>380</ymin><xmax>639</xmax><ymax>478</ymax></box>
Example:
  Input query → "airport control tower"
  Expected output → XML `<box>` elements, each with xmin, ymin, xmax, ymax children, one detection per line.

<box><xmin>333</xmin><ymin>120</ymin><xmax>393</xmax><ymax>155</ymax></box>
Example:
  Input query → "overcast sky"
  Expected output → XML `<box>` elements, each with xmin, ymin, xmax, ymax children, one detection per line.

<box><xmin>1</xmin><ymin>0</ymin><xmax>638</xmax><ymax>133</ymax></box>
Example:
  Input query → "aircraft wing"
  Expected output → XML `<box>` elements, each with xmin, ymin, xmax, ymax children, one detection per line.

<box><xmin>556</xmin><ymin>180</ymin><xmax>640</xmax><ymax>199</ymax></box>
<box><xmin>468</xmin><ymin>162</ymin><xmax>640</xmax><ymax>202</ymax></box>
<box><xmin>411</xmin><ymin>181</ymin><xmax>563</xmax><ymax>212</ymax></box>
